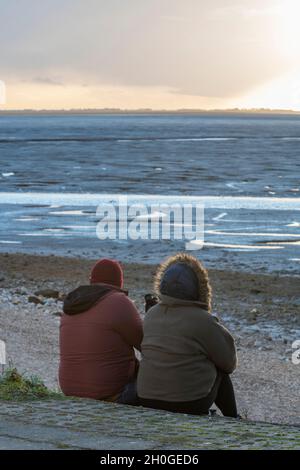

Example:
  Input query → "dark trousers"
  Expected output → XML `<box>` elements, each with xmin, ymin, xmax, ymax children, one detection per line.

<box><xmin>139</xmin><ymin>372</ymin><xmax>238</xmax><ymax>418</ymax></box>
<box><xmin>117</xmin><ymin>359</ymin><xmax>140</xmax><ymax>406</ymax></box>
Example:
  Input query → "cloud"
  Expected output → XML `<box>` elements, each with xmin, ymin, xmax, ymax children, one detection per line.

<box><xmin>28</xmin><ymin>77</ymin><xmax>64</xmax><ymax>86</ymax></box>
<box><xmin>0</xmin><ymin>0</ymin><xmax>296</xmax><ymax>100</ymax></box>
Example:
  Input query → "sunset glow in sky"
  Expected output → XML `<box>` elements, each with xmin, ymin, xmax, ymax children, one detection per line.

<box><xmin>1</xmin><ymin>0</ymin><xmax>300</xmax><ymax>110</ymax></box>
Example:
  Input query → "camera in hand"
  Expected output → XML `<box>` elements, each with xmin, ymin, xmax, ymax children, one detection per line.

<box><xmin>144</xmin><ymin>294</ymin><xmax>159</xmax><ymax>312</ymax></box>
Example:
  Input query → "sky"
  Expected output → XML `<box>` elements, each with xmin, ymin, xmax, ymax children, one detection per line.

<box><xmin>0</xmin><ymin>0</ymin><xmax>300</xmax><ymax>110</ymax></box>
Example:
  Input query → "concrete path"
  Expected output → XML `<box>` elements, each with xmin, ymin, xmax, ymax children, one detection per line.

<box><xmin>0</xmin><ymin>399</ymin><xmax>299</xmax><ymax>450</ymax></box>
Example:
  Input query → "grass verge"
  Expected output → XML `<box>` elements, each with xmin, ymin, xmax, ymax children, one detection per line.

<box><xmin>0</xmin><ymin>368</ymin><xmax>63</xmax><ymax>401</ymax></box>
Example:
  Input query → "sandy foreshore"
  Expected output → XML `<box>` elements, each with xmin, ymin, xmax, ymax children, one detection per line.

<box><xmin>0</xmin><ymin>252</ymin><xmax>299</xmax><ymax>425</ymax></box>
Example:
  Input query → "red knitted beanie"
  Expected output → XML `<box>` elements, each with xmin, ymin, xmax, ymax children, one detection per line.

<box><xmin>90</xmin><ymin>259</ymin><xmax>123</xmax><ymax>288</ymax></box>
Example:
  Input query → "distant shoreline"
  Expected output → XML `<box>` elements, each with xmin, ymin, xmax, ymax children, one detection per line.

<box><xmin>1</xmin><ymin>108</ymin><xmax>300</xmax><ymax>116</ymax></box>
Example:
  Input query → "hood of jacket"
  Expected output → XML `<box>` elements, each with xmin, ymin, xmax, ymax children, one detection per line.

<box><xmin>63</xmin><ymin>283</ymin><xmax>128</xmax><ymax>315</ymax></box>
<box><xmin>154</xmin><ymin>253</ymin><xmax>212</xmax><ymax>312</ymax></box>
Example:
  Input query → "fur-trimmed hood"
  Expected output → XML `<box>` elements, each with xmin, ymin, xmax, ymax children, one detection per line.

<box><xmin>154</xmin><ymin>253</ymin><xmax>212</xmax><ymax>312</ymax></box>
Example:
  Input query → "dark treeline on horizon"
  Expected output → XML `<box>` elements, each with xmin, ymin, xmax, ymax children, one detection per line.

<box><xmin>0</xmin><ymin>108</ymin><xmax>300</xmax><ymax>115</ymax></box>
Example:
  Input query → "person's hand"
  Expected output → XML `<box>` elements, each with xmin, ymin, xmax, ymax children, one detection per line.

<box><xmin>144</xmin><ymin>294</ymin><xmax>159</xmax><ymax>313</ymax></box>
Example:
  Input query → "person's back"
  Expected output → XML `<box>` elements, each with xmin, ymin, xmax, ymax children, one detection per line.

<box><xmin>59</xmin><ymin>259</ymin><xmax>143</xmax><ymax>401</ymax></box>
<box><xmin>137</xmin><ymin>253</ymin><xmax>238</xmax><ymax>417</ymax></box>
<box><xmin>138</xmin><ymin>298</ymin><xmax>235</xmax><ymax>402</ymax></box>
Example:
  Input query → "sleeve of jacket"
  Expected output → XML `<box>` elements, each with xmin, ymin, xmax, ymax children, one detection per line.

<box><xmin>201</xmin><ymin>316</ymin><xmax>237</xmax><ymax>374</ymax></box>
<box><xmin>112</xmin><ymin>294</ymin><xmax>143</xmax><ymax>351</ymax></box>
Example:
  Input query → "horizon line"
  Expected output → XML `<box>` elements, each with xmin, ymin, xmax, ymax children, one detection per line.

<box><xmin>1</xmin><ymin>107</ymin><xmax>300</xmax><ymax>115</ymax></box>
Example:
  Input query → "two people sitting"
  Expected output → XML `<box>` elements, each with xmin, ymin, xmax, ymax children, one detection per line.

<box><xmin>59</xmin><ymin>254</ymin><xmax>238</xmax><ymax>418</ymax></box>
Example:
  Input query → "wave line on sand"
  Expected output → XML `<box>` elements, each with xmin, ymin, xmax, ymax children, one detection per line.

<box><xmin>0</xmin><ymin>192</ymin><xmax>299</xmax><ymax>211</ymax></box>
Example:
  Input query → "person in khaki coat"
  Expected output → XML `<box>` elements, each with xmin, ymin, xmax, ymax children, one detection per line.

<box><xmin>137</xmin><ymin>253</ymin><xmax>238</xmax><ymax>417</ymax></box>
